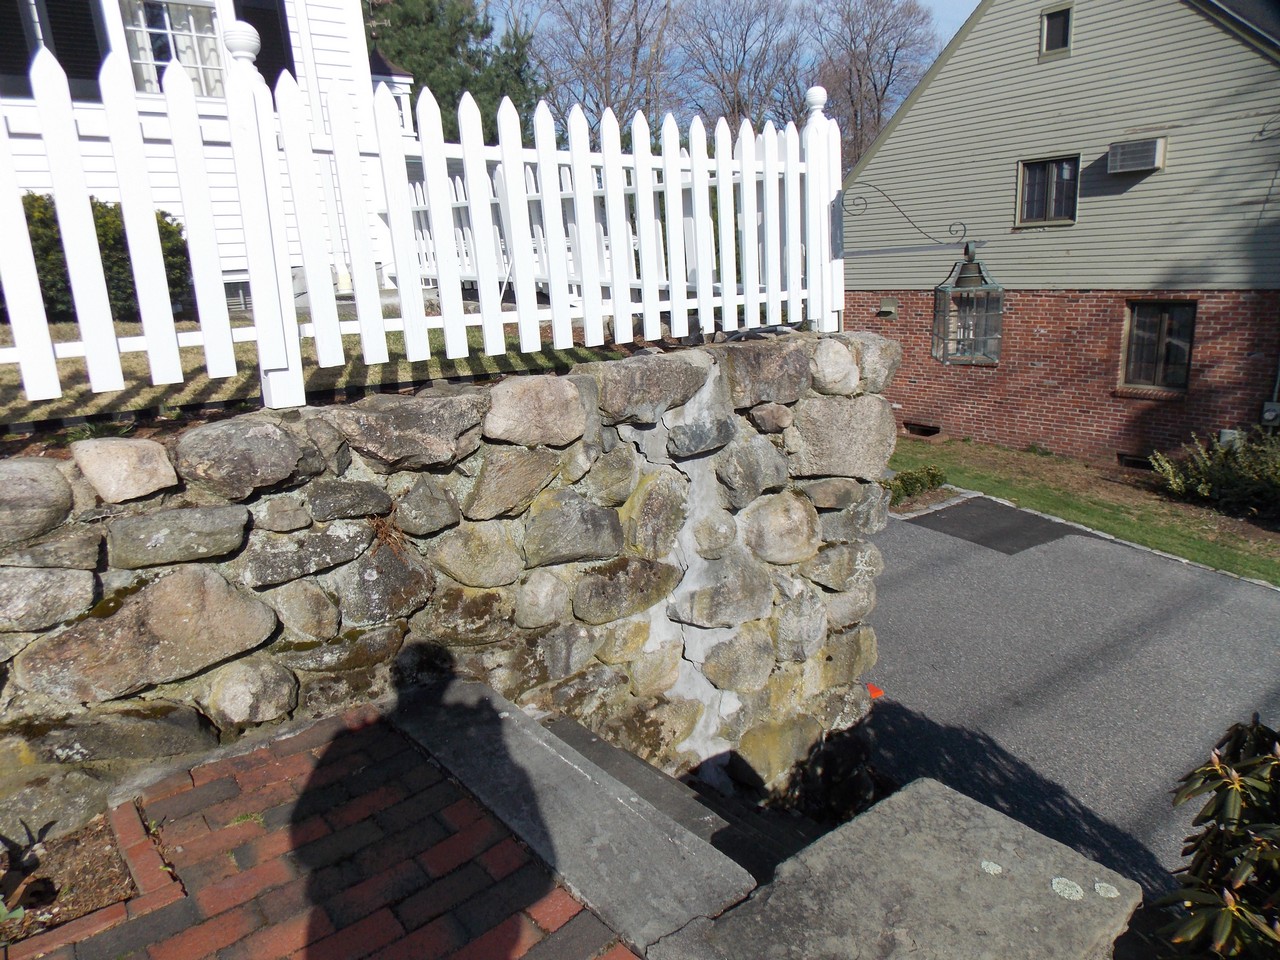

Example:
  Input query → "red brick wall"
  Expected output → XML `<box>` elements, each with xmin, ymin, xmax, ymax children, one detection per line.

<box><xmin>845</xmin><ymin>288</ymin><xmax>1280</xmax><ymax>462</ymax></box>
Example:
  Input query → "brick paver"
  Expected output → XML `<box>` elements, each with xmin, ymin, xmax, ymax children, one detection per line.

<box><xmin>14</xmin><ymin>706</ymin><xmax>642</xmax><ymax>960</ymax></box>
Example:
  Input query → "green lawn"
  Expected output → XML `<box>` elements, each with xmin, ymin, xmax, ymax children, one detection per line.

<box><xmin>889</xmin><ymin>436</ymin><xmax>1280</xmax><ymax>586</ymax></box>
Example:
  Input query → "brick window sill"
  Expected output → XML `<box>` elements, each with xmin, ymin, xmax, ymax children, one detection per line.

<box><xmin>1113</xmin><ymin>386</ymin><xmax>1185</xmax><ymax>401</ymax></box>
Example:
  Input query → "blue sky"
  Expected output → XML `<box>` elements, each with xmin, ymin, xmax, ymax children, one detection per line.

<box><xmin>923</xmin><ymin>0</ymin><xmax>982</xmax><ymax>41</ymax></box>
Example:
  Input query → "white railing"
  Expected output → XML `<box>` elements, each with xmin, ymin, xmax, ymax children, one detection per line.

<box><xmin>0</xmin><ymin>24</ymin><xmax>844</xmax><ymax>410</ymax></box>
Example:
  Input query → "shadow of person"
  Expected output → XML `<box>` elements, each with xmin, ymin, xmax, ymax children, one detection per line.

<box><xmin>288</xmin><ymin>644</ymin><xmax>556</xmax><ymax>959</ymax></box>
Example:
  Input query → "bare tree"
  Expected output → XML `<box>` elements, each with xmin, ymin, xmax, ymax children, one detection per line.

<box><xmin>808</xmin><ymin>0</ymin><xmax>936</xmax><ymax>170</ymax></box>
<box><xmin>528</xmin><ymin>0</ymin><xmax>678</xmax><ymax>136</ymax></box>
<box><xmin>670</xmin><ymin>0</ymin><xmax>811</xmax><ymax>132</ymax></box>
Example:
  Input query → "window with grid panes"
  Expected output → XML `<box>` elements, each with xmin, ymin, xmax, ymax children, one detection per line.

<box><xmin>1019</xmin><ymin>156</ymin><xmax>1078</xmax><ymax>224</ymax></box>
<box><xmin>119</xmin><ymin>0</ymin><xmax>223</xmax><ymax>95</ymax></box>
<box><xmin>1125</xmin><ymin>301</ymin><xmax>1195</xmax><ymax>389</ymax></box>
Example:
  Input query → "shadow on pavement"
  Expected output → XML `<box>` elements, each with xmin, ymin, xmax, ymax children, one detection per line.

<box><xmin>290</xmin><ymin>647</ymin><xmax>554</xmax><ymax>959</ymax></box>
<box><xmin>855</xmin><ymin>700</ymin><xmax>1173</xmax><ymax>899</ymax></box>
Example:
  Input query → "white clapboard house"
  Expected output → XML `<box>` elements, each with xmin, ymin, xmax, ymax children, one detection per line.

<box><xmin>1</xmin><ymin>0</ymin><xmax>389</xmax><ymax>307</ymax></box>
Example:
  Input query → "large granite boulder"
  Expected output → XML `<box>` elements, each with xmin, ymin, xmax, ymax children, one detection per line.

<box><xmin>232</xmin><ymin>520</ymin><xmax>375</xmax><ymax>588</ymax></box>
<box><xmin>716</xmin><ymin>338</ymin><xmax>811</xmax><ymax>408</ymax></box>
<box><xmin>175</xmin><ymin>419</ymin><xmax>322</xmax><ymax>500</ymax></box>
<box><xmin>198</xmin><ymin>658</ymin><xmax>298</xmax><ymax>728</ymax></box>
<box><xmin>834</xmin><ymin>331</ymin><xmax>903</xmax><ymax>394</ymax></box>
<box><xmin>483</xmin><ymin>376</ymin><xmax>586</xmax><ymax>447</ymax></box>
<box><xmin>667</xmin><ymin>548</ymin><xmax>773</xmax><ymax>628</ymax></box>
<box><xmin>574</xmin><ymin>557</ymin><xmax>683</xmax><ymax>625</ymax></box>
<box><xmin>305</xmin><ymin>480</ymin><xmax>392</xmax><ymax>521</ymax></box>
<box><xmin>13</xmin><ymin>567</ymin><xmax>276</xmax><ymax>703</ymax></box>
<box><xmin>524</xmin><ymin>489</ymin><xmax>623</xmax><ymax>567</ymax></box>
<box><xmin>714</xmin><ymin>433</ymin><xmax>788</xmax><ymax>510</ymax></box>
<box><xmin>0</xmin><ymin>459</ymin><xmax>73</xmax><ymax>550</ymax></box>
<box><xmin>392</xmin><ymin>475</ymin><xmax>461</xmax><ymax>537</ymax></box>
<box><xmin>107</xmin><ymin>505</ymin><xmax>249</xmax><ymax>569</ymax></box>
<box><xmin>71</xmin><ymin>438</ymin><xmax>178</xmax><ymax>503</ymax></box>
<box><xmin>0</xmin><ymin>568</ymin><xmax>96</xmax><ymax>632</ymax></box>
<box><xmin>0</xmin><ymin>527</ymin><xmax>101</xmax><ymax>570</ymax></box>
<box><xmin>462</xmin><ymin>447</ymin><xmax>561</xmax><ymax>520</ymax></box>
<box><xmin>323</xmin><ymin>393</ymin><xmax>488</xmax><ymax>472</ymax></box>
<box><xmin>577</xmin><ymin>354</ymin><xmax>709</xmax><ymax>425</ymax></box>
<box><xmin>740</xmin><ymin>492</ymin><xmax>820</xmax><ymax>565</ymax></box>
<box><xmin>428</xmin><ymin>521</ymin><xmax>523</xmax><ymax>588</ymax></box>
<box><xmin>325</xmin><ymin>541</ymin><xmax>434</xmax><ymax>626</ymax></box>
<box><xmin>786</xmin><ymin>395</ymin><xmax>897</xmax><ymax>479</ymax></box>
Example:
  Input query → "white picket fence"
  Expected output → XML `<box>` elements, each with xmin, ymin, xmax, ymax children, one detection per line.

<box><xmin>0</xmin><ymin>22</ymin><xmax>844</xmax><ymax>410</ymax></box>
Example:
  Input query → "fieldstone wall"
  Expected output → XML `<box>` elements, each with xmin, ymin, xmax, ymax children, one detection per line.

<box><xmin>0</xmin><ymin>330</ymin><xmax>902</xmax><ymax>837</ymax></box>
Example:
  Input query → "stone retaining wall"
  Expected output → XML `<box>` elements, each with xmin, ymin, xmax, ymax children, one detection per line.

<box><xmin>0</xmin><ymin>331</ymin><xmax>902</xmax><ymax>837</ymax></box>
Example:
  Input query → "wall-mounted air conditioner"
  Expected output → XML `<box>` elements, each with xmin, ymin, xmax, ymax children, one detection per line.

<box><xmin>1107</xmin><ymin>137</ymin><xmax>1167</xmax><ymax>174</ymax></box>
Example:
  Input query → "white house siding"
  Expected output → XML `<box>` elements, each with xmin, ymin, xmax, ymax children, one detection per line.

<box><xmin>2</xmin><ymin>0</ymin><xmax>389</xmax><ymax>284</ymax></box>
<box><xmin>843</xmin><ymin>0</ymin><xmax>1280</xmax><ymax>291</ymax></box>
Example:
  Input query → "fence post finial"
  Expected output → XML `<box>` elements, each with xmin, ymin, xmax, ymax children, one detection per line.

<box><xmin>223</xmin><ymin>21</ymin><xmax>262</xmax><ymax>64</ymax></box>
<box><xmin>804</xmin><ymin>86</ymin><xmax>828</xmax><ymax>121</ymax></box>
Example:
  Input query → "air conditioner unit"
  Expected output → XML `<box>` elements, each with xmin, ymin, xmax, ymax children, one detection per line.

<box><xmin>1107</xmin><ymin>137</ymin><xmax>1166</xmax><ymax>174</ymax></box>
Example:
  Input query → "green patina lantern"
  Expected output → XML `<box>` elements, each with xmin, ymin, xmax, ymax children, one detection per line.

<box><xmin>932</xmin><ymin>242</ymin><xmax>1003</xmax><ymax>364</ymax></box>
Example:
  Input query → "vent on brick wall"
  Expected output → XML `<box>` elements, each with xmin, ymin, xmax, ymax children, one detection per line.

<box><xmin>1107</xmin><ymin>137</ymin><xmax>1166</xmax><ymax>174</ymax></box>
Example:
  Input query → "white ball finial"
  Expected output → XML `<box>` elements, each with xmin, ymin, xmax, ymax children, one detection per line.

<box><xmin>805</xmin><ymin>86</ymin><xmax>828</xmax><ymax>116</ymax></box>
<box><xmin>223</xmin><ymin>21</ymin><xmax>261</xmax><ymax>63</ymax></box>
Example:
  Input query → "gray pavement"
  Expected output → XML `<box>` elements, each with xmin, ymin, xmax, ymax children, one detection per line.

<box><xmin>866</xmin><ymin>496</ymin><xmax>1280</xmax><ymax>897</ymax></box>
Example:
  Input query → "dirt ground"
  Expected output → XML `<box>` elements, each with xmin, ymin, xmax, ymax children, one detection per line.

<box><xmin>0</xmin><ymin>814</ymin><xmax>135</xmax><ymax>944</ymax></box>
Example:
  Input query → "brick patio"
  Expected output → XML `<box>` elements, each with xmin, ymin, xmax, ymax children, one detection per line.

<box><xmin>9</xmin><ymin>706</ymin><xmax>642</xmax><ymax>960</ymax></box>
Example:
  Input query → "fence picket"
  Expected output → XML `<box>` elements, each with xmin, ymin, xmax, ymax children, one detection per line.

<box><xmin>803</xmin><ymin>95</ymin><xmax>827</xmax><ymax>325</ymax></box>
<box><xmin>568</xmin><ymin>105</ymin><xmax>604</xmax><ymax>347</ymax></box>
<box><xmin>0</xmin><ymin>113</ymin><xmax>61</xmax><ymax>400</ymax></box>
<box><xmin>713</xmin><ymin>118</ymin><xmax>738</xmax><ymax>333</ymax></box>
<box><xmin>99</xmin><ymin>52</ymin><xmax>183</xmax><ymax>384</ymax></box>
<box><xmin>276</xmin><ymin>72</ymin><xmax>344</xmax><ymax>367</ymax></box>
<box><xmin>689</xmin><ymin>117</ymin><xmax>715</xmax><ymax>336</ymax></box>
<box><xmin>735</xmin><ymin>119</ymin><xmax>761</xmax><ymax>329</ymax></box>
<box><xmin>374</xmin><ymin>83</ymin><xmax>431</xmax><ymax>360</ymax></box>
<box><xmin>458</xmin><ymin>93</ymin><xmax>506</xmax><ymax>355</ymax></box>
<box><xmin>630</xmin><ymin>112</ymin><xmax>662</xmax><ymax>342</ymax></box>
<box><xmin>828</xmin><ymin>116</ymin><xmax>844</xmax><ymax>331</ymax></box>
<box><xmin>599</xmin><ymin>109</ymin><xmax>635</xmax><ymax>345</ymax></box>
<box><xmin>496</xmin><ymin>98</ymin><xmax>541</xmax><ymax>353</ymax></box>
<box><xmin>761</xmin><ymin>123</ymin><xmax>783</xmax><ymax>327</ymax></box>
<box><xmin>29</xmin><ymin>49</ymin><xmax>124</xmax><ymax>392</ymax></box>
<box><xmin>532</xmin><ymin>102</ymin><xmax>573</xmax><ymax>350</ymax></box>
<box><xmin>162</xmin><ymin>63</ymin><xmax>236</xmax><ymax>379</ymax></box>
<box><xmin>783</xmin><ymin>121</ymin><xmax>803</xmax><ymax>328</ymax></box>
<box><xmin>328</xmin><ymin>80</ymin><xmax>389</xmax><ymax>365</ymax></box>
<box><xmin>661</xmin><ymin>114</ymin><xmax>688</xmax><ymax>338</ymax></box>
<box><xmin>416</xmin><ymin>89</ymin><xmax>468</xmax><ymax>359</ymax></box>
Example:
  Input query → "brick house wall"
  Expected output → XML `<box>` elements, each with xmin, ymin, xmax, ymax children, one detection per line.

<box><xmin>844</xmin><ymin>288</ymin><xmax>1280</xmax><ymax>462</ymax></box>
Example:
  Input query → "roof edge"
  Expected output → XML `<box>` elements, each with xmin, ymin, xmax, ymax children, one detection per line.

<box><xmin>843</xmin><ymin>0</ymin><xmax>998</xmax><ymax>189</ymax></box>
<box><xmin>1185</xmin><ymin>0</ymin><xmax>1280</xmax><ymax>64</ymax></box>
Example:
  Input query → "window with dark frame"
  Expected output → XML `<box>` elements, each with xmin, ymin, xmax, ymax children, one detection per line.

<box><xmin>1125</xmin><ymin>301</ymin><xmax>1196</xmax><ymax>389</ymax></box>
<box><xmin>1042</xmin><ymin>7</ymin><xmax>1071</xmax><ymax>52</ymax></box>
<box><xmin>0</xmin><ymin>0</ymin><xmax>107</xmax><ymax>99</ymax></box>
<box><xmin>232</xmin><ymin>0</ymin><xmax>295</xmax><ymax>87</ymax></box>
<box><xmin>1019</xmin><ymin>156</ymin><xmax>1078</xmax><ymax>224</ymax></box>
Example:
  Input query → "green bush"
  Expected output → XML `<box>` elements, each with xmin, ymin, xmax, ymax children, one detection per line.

<box><xmin>1150</xmin><ymin>430</ymin><xmax>1280</xmax><ymax>521</ymax></box>
<box><xmin>0</xmin><ymin>193</ymin><xmax>193</xmax><ymax>323</ymax></box>
<box><xmin>1159</xmin><ymin>715</ymin><xmax>1280</xmax><ymax>956</ymax></box>
<box><xmin>886</xmin><ymin>464</ymin><xmax>947</xmax><ymax>505</ymax></box>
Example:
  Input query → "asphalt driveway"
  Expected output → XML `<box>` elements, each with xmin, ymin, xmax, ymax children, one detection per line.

<box><xmin>865</xmin><ymin>496</ymin><xmax>1280</xmax><ymax>897</ymax></box>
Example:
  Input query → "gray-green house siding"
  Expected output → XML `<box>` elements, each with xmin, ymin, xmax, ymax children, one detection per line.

<box><xmin>842</xmin><ymin>0</ymin><xmax>1280</xmax><ymax>291</ymax></box>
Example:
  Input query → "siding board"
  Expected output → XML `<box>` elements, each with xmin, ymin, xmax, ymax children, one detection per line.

<box><xmin>845</xmin><ymin>0</ymin><xmax>1280</xmax><ymax>290</ymax></box>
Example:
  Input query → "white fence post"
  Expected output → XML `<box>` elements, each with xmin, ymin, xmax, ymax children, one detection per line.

<box><xmin>803</xmin><ymin>86</ymin><xmax>830</xmax><ymax>329</ymax></box>
<box><xmin>223</xmin><ymin>21</ymin><xmax>306</xmax><ymax>408</ymax></box>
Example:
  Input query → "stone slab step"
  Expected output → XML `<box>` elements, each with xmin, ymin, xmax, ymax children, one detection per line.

<box><xmin>391</xmin><ymin>681</ymin><xmax>757</xmax><ymax>951</ymax></box>
<box><xmin>648</xmin><ymin>778</ymin><xmax>1144</xmax><ymax>960</ymax></box>
<box><xmin>546</xmin><ymin>716</ymin><xmax>825</xmax><ymax>882</ymax></box>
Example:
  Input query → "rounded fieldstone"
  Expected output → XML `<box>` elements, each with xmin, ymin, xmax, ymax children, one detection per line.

<box><xmin>741</xmin><ymin>493</ymin><xmax>821</xmax><ymax>565</ymax></box>
<box><xmin>71</xmin><ymin>438</ymin><xmax>178</xmax><ymax>503</ymax></box>
<box><xmin>0</xmin><ymin>459</ymin><xmax>73</xmax><ymax>550</ymax></box>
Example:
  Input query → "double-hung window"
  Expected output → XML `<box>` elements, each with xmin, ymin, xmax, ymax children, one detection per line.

<box><xmin>119</xmin><ymin>0</ymin><xmax>223</xmax><ymax>96</ymax></box>
<box><xmin>1</xmin><ymin>0</ymin><xmax>108</xmax><ymax>99</ymax></box>
<box><xmin>1019</xmin><ymin>156</ymin><xmax>1078</xmax><ymax>224</ymax></box>
<box><xmin>1124</xmin><ymin>302</ymin><xmax>1195</xmax><ymax>389</ymax></box>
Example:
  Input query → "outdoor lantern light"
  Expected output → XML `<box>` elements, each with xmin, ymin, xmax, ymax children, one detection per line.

<box><xmin>932</xmin><ymin>242</ymin><xmax>1003</xmax><ymax>364</ymax></box>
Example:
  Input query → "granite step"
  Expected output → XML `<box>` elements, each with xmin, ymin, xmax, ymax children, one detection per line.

<box><xmin>545</xmin><ymin>716</ymin><xmax>826</xmax><ymax>882</ymax></box>
<box><xmin>390</xmin><ymin>681</ymin><xmax>757</xmax><ymax>953</ymax></box>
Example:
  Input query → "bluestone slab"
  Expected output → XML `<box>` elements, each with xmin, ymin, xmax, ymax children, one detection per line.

<box><xmin>391</xmin><ymin>681</ymin><xmax>756</xmax><ymax>949</ymax></box>
<box><xmin>650</xmin><ymin>778</ymin><xmax>1141</xmax><ymax>960</ymax></box>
